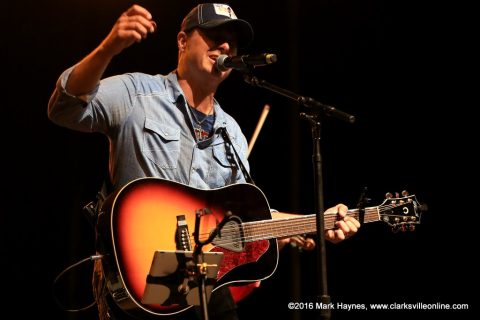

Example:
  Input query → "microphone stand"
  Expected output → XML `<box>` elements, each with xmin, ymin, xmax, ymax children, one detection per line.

<box><xmin>193</xmin><ymin>209</ymin><xmax>234</xmax><ymax>320</ymax></box>
<box><xmin>242</xmin><ymin>72</ymin><xmax>355</xmax><ymax>320</ymax></box>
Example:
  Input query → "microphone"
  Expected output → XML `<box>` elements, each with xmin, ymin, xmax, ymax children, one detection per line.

<box><xmin>216</xmin><ymin>53</ymin><xmax>277</xmax><ymax>72</ymax></box>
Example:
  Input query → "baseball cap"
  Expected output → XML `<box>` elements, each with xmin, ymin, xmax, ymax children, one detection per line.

<box><xmin>181</xmin><ymin>3</ymin><xmax>254</xmax><ymax>48</ymax></box>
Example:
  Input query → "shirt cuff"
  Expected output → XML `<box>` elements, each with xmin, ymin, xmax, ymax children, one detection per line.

<box><xmin>58</xmin><ymin>65</ymin><xmax>99</xmax><ymax>103</ymax></box>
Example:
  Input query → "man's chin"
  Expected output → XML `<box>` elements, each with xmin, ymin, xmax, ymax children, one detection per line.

<box><xmin>210</xmin><ymin>67</ymin><xmax>229</xmax><ymax>81</ymax></box>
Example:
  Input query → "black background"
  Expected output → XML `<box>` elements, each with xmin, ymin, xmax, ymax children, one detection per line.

<box><xmin>5</xmin><ymin>0</ymin><xmax>475</xmax><ymax>319</ymax></box>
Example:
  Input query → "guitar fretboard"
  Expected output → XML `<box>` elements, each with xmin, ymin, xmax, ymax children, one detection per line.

<box><xmin>241</xmin><ymin>208</ymin><xmax>380</xmax><ymax>242</ymax></box>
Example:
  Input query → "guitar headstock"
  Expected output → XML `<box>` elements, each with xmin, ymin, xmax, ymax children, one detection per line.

<box><xmin>378</xmin><ymin>191</ymin><xmax>425</xmax><ymax>232</ymax></box>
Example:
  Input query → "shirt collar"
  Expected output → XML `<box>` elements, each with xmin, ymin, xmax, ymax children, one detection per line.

<box><xmin>166</xmin><ymin>71</ymin><xmax>228</xmax><ymax>129</ymax></box>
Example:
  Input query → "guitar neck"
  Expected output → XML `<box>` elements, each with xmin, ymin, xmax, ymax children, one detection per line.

<box><xmin>242</xmin><ymin>207</ymin><xmax>380</xmax><ymax>242</ymax></box>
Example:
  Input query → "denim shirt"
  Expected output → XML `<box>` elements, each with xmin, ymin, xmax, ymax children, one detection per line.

<box><xmin>48</xmin><ymin>67</ymin><xmax>250</xmax><ymax>190</ymax></box>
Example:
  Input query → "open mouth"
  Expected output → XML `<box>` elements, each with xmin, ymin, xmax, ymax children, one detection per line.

<box><xmin>209</xmin><ymin>54</ymin><xmax>219</xmax><ymax>63</ymax></box>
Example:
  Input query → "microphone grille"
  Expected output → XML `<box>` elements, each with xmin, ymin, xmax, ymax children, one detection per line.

<box><xmin>216</xmin><ymin>55</ymin><xmax>229</xmax><ymax>72</ymax></box>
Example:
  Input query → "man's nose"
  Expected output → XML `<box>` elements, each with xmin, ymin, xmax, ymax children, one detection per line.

<box><xmin>217</xmin><ymin>41</ymin><xmax>233</xmax><ymax>54</ymax></box>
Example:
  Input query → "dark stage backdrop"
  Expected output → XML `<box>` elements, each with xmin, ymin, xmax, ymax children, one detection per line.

<box><xmin>5</xmin><ymin>0</ymin><xmax>475</xmax><ymax>319</ymax></box>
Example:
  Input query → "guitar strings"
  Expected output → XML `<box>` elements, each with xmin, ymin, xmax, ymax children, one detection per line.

<box><xmin>187</xmin><ymin>204</ymin><xmax>416</xmax><ymax>246</ymax></box>
<box><xmin>191</xmin><ymin>209</ymin><xmax>371</xmax><ymax>242</ymax></box>
<box><xmin>187</xmin><ymin>212</ymin><xmax>360</xmax><ymax>245</ymax></box>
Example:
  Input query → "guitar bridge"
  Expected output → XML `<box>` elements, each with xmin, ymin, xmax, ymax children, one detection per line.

<box><xmin>175</xmin><ymin>215</ymin><xmax>192</xmax><ymax>250</ymax></box>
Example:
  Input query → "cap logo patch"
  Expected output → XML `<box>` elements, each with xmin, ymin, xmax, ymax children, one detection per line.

<box><xmin>213</xmin><ymin>4</ymin><xmax>237</xmax><ymax>19</ymax></box>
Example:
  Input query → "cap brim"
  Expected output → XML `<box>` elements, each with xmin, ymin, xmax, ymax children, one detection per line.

<box><xmin>198</xmin><ymin>19</ymin><xmax>254</xmax><ymax>49</ymax></box>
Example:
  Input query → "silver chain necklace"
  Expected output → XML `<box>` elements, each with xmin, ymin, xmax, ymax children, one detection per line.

<box><xmin>189</xmin><ymin>106</ymin><xmax>211</xmax><ymax>125</ymax></box>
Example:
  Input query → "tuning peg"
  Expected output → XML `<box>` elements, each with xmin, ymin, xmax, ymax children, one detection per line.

<box><xmin>400</xmin><ymin>225</ymin><xmax>407</xmax><ymax>232</ymax></box>
<box><xmin>385</xmin><ymin>192</ymin><xmax>393</xmax><ymax>199</ymax></box>
<box><xmin>402</xmin><ymin>190</ymin><xmax>409</xmax><ymax>196</ymax></box>
<box><xmin>391</xmin><ymin>225</ymin><xmax>399</xmax><ymax>233</ymax></box>
<box><xmin>409</xmin><ymin>224</ymin><xmax>415</xmax><ymax>232</ymax></box>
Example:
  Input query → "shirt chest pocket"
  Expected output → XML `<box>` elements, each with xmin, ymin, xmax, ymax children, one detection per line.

<box><xmin>142</xmin><ymin>118</ymin><xmax>181</xmax><ymax>169</ymax></box>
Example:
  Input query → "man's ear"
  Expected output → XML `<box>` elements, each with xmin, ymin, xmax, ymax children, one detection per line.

<box><xmin>177</xmin><ymin>31</ymin><xmax>187</xmax><ymax>51</ymax></box>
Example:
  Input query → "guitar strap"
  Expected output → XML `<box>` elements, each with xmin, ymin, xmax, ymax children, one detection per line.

<box><xmin>219</xmin><ymin>127</ymin><xmax>255</xmax><ymax>185</ymax></box>
<box><xmin>83</xmin><ymin>178</ymin><xmax>112</xmax><ymax>229</ymax></box>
